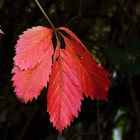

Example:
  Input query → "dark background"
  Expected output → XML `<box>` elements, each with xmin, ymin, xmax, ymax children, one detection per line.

<box><xmin>0</xmin><ymin>0</ymin><xmax>140</xmax><ymax>140</ymax></box>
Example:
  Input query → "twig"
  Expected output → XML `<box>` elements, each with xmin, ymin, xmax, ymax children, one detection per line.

<box><xmin>35</xmin><ymin>0</ymin><xmax>55</xmax><ymax>29</ymax></box>
<box><xmin>115</xmin><ymin>0</ymin><xmax>135</xmax><ymax>22</ymax></box>
<box><xmin>17</xmin><ymin>108</ymin><xmax>38</xmax><ymax>140</ymax></box>
<box><xmin>97</xmin><ymin>100</ymin><xmax>101</xmax><ymax>140</ymax></box>
<box><xmin>65</xmin><ymin>15</ymin><xmax>80</xmax><ymax>27</ymax></box>
<box><xmin>64</xmin><ymin>0</ymin><xmax>82</xmax><ymax>27</ymax></box>
<box><xmin>69</xmin><ymin>131</ymin><xmax>98</xmax><ymax>140</ymax></box>
<box><xmin>129</xmin><ymin>77</ymin><xmax>140</xmax><ymax>128</ymax></box>
<box><xmin>80</xmin><ymin>17</ymin><xmax>93</xmax><ymax>27</ymax></box>
<box><xmin>78</xmin><ymin>0</ymin><xmax>82</xmax><ymax>15</ymax></box>
<box><xmin>35</xmin><ymin>0</ymin><xmax>59</xmax><ymax>43</ymax></box>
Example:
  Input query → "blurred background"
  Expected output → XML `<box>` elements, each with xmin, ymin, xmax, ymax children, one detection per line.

<box><xmin>0</xmin><ymin>0</ymin><xmax>140</xmax><ymax>139</ymax></box>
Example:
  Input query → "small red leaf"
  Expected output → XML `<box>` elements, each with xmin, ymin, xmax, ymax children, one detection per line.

<box><xmin>47</xmin><ymin>48</ymin><xmax>83</xmax><ymax>132</ymax></box>
<box><xmin>14</xmin><ymin>26</ymin><xmax>53</xmax><ymax>70</ymax></box>
<box><xmin>12</xmin><ymin>55</ymin><xmax>52</xmax><ymax>103</ymax></box>
<box><xmin>64</xmin><ymin>36</ymin><xmax>110</xmax><ymax>100</ymax></box>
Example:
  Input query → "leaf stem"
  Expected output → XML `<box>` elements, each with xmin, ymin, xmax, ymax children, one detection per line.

<box><xmin>35</xmin><ymin>0</ymin><xmax>55</xmax><ymax>30</ymax></box>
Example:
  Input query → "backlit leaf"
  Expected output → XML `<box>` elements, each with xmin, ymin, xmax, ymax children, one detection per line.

<box><xmin>47</xmin><ymin>48</ymin><xmax>83</xmax><ymax>132</ymax></box>
<box><xmin>12</xmin><ymin>25</ymin><xmax>110</xmax><ymax>133</ymax></box>
<box><xmin>12</xmin><ymin>55</ymin><xmax>52</xmax><ymax>103</ymax></box>
<box><xmin>14</xmin><ymin>26</ymin><xmax>53</xmax><ymax>70</ymax></box>
<box><xmin>63</xmin><ymin>35</ymin><xmax>110</xmax><ymax>100</ymax></box>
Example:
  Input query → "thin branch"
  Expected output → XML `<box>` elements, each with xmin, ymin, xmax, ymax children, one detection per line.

<box><xmin>35</xmin><ymin>0</ymin><xmax>55</xmax><ymax>29</ymax></box>
<box><xmin>78</xmin><ymin>0</ymin><xmax>82</xmax><ymax>15</ymax></box>
<box><xmin>80</xmin><ymin>17</ymin><xmax>93</xmax><ymax>27</ymax></box>
<box><xmin>64</xmin><ymin>0</ymin><xmax>82</xmax><ymax>27</ymax></box>
<box><xmin>17</xmin><ymin>108</ymin><xmax>38</xmax><ymax>140</ymax></box>
<box><xmin>65</xmin><ymin>15</ymin><xmax>80</xmax><ymax>27</ymax></box>
<box><xmin>115</xmin><ymin>0</ymin><xmax>135</xmax><ymax>23</ymax></box>
<box><xmin>129</xmin><ymin>77</ymin><xmax>140</xmax><ymax>129</ymax></box>
<box><xmin>69</xmin><ymin>131</ymin><xmax>98</xmax><ymax>140</ymax></box>
<box><xmin>97</xmin><ymin>100</ymin><xmax>101</xmax><ymax>140</ymax></box>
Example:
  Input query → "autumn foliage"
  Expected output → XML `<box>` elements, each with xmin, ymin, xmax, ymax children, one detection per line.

<box><xmin>12</xmin><ymin>26</ymin><xmax>110</xmax><ymax>132</ymax></box>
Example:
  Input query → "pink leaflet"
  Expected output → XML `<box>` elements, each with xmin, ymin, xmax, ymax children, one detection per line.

<box><xmin>14</xmin><ymin>26</ymin><xmax>53</xmax><ymax>70</ymax></box>
<box><xmin>12</xmin><ymin>54</ymin><xmax>52</xmax><ymax>103</ymax></box>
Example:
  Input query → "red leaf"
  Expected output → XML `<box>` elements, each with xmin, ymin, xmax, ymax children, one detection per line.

<box><xmin>12</xmin><ymin>54</ymin><xmax>52</xmax><ymax>103</ymax></box>
<box><xmin>63</xmin><ymin>34</ymin><xmax>110</xmax><ymax>100</ymax></box>
<box><xmin>14</xmin><ymin>26</ymin><xmax>53</xmax><ymax>70</ymax></box>
<box><xmin>47</xmin><ymin>48</ymin><xmax>83</xmax><ymax>132</ymax></box>
<box><xmin>12</xmin><ymin>25</ymin><xmax>110</xmax><ymax>133</ymax></box>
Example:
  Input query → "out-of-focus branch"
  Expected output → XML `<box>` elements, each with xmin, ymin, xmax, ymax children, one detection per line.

<box><xmin>69</xmin><ymin>131</ymin><xmax>98</xmax><ymax>140</ymax></box>
<box><xmin>97</xmin><ymin>101</ymin><xmax>102</xmax><ymax>140</ymax></box>
<box><xmin>129</xmin><ymin>77</ymin><xmax>140</xmax><ymax>129</ymax></box>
